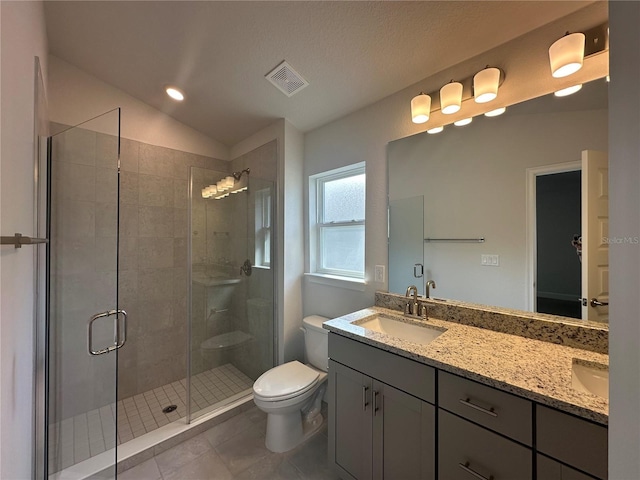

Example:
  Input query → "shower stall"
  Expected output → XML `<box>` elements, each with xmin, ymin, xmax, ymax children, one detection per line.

<box><xmin>45</xmin><ymin>110</ymin><xmax>277</xmax><ymax>478</ymax></box>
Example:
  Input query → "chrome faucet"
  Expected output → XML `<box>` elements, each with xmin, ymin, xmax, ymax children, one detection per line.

<box><xmin>425</xmin><ymin>280</ymin><xmax>436</xmax><ymax>299</ymax></box>
<box><xmin>404</xmin><ymin>285</ymin><xmax>427</xmax><ymax>319</ymax></box>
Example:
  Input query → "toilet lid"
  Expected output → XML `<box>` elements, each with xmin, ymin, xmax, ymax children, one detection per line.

<box><xmin>253</xmin><ymin>361</ymin><xmax>320</xmax><ymax>401</ymax></box>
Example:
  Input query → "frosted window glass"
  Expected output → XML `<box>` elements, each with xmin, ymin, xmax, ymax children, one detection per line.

<box><xmin>320</xmin><ymin>225</ymin><xmax>365</xmax><ymax>273</ymax></box>
<box><xmin>323</xmin><ymin>174</ymin><xmax>365</xmax><ymax>222</ymax></box>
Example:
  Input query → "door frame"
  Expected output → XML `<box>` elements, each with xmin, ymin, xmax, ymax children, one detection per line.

<box><xmin>525</xmin><ymin>161</ymin><xmax>581</xmax><ymax>312</ymax></box>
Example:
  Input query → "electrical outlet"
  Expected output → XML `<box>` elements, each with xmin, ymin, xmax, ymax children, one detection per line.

<box><xmin>375</xmin><ymin>265</ymin><xmax>385</xmax><ymax>283</ymax></box>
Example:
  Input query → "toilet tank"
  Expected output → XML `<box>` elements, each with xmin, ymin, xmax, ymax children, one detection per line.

<box><xmin>302</xmin><ymin>315</ymin><xmax>329</xmax><ymax>372</ymax></box>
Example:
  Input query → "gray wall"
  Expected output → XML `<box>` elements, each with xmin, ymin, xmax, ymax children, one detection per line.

<box><xmin>0</xmin><ymin>2</ymin><xmax>49</xmax><ymax>478</ymax></box>
<box><xmin>609</xmin><ymin>2</ymin><xmax>640</xmax><ymax>478</ymax></box>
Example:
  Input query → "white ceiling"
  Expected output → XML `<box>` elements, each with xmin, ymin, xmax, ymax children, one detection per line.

<box><xmin>44</xmin><ymin>1</ymin><xmax>594</xmax><ymax>147</ymax></box>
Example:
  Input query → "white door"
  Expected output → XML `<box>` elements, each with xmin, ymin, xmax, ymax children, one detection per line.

<box><xmin>581</xmin><ymin>150</ymin><xmax>609</xmax><ymax>322</ymax></box>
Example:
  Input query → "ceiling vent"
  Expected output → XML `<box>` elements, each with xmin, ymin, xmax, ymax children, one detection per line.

<box><xmin>265</xmin><ymin>61</ymin><xmax>309</xmax><ymax>97</ymax></box>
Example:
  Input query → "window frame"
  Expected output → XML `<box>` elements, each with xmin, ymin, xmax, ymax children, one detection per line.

<box><xmin>310</xmin><ymin>162</ymin><xmax>366</xmax><ymax>280</ymax></box>
<box><xmin>255</xmin><ymin>187</ymin><xmax>272</xmax><ymax>268</ymax></box>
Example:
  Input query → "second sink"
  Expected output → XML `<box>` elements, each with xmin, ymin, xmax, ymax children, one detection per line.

<box><xmin>357</xmin><ymin>315</ymin><xmax>446</xmax><ymax>345</ymax></box>
<box><xmin>571</xmin><ymin>359</ymin><xmax>609</xmax><ymax>400</ymax></box>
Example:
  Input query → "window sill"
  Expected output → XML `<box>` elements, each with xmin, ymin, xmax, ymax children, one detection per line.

<box><xmin>304</xmin><ymin>273</ymin><xmax>367</xmax><ymax>292</ymax></box>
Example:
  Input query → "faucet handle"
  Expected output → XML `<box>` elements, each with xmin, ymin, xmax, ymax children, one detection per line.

<box><xmin>418</xmin><ymin>302</ymin><xmax>429</xmax><ymax>320</ymax></box>
<box><xmin>404</xmin><ymin>302</ymin><xmax>412</xmax><ymax>315</ymax></box>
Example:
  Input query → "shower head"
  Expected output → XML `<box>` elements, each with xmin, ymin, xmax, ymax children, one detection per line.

<box><xmin>232</xmin><ymin>168</ymin><xmax>250</xmax><ymax>181</ymax></box>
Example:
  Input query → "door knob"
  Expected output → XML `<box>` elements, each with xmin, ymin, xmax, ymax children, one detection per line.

<box><xmin>590</xmin><ymin>298</ymin><xmax>609</xmax><ymax>307</ymax></box>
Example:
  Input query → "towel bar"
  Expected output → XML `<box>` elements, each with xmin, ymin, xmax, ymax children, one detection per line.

<box><xmin>1</xmin><ymin>233</ymin><xmax>49</xmax><ymax>248</ymax></box>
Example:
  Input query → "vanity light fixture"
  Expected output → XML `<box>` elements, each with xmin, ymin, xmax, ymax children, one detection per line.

<box><xmin>411</xmin><ymin>92</ymin><xmax>431</xmax><ymax>124</ymax></box>
<box><xmin>440</xmin><ymin>81</ymin><xmax>463</xmax><ymax>114</ymax></box>
<box><xmin>473</xmin><ymin>67</ymin><xmax>501</xmax><ymax>103</ymax></box>
<box><xmin>427</xmin><ymin>126</ymin><xmax>444</xmax><ymax>134</ymax></box>
<box><xmin>454</xmin><ymin>117</ymin><xmax>473</xmax><ymax>127</ymax></box>
<box><xmin>554</xmin><ymin>84</ymin><xmax>583</xmax><ymax>97</ymax></box>
<box><xmin>549</xmin><ymin>32</ymin><xmax>585</xmax><ymax>78</ymax></box>
<box><xmin>201</xmin><ymin>185</ymin><xmax>218</xmax><ymax>199</ymax></box>
<box><xmin>165</xmin><ymin>86</ymin><xmax>185</xmax><ymax>101</ymax></box>
<box><xmin>484</xmin><ymin>107</ymin><xmax>506</xmax><ymax>117</ymax></box>
<box><xmin>203</xmin><ymin>169</ymin><xmax>251</xmax><ymax>199</ymax></box>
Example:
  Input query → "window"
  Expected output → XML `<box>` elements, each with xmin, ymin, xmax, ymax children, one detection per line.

<box><xmin>255</xmin><ymin>188</ymin><xmax>271</xmax><ymax>268</ymax></box>
<box><xmin>310</xmin><ymin>163</ymin><xmax>365</xmax><ymax>279</ymax></box>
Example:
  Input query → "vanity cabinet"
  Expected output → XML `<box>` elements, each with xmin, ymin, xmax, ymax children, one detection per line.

<box><xmin>438</xmin><ymin>372</ymin><xmax>533</xmax><ymax>480</ymax></box>
<box><xmin>438</xmin><ymin>371</ymin><xmax>532</xmax><ymax>445</ymax></box>
<box><xmin>439</xmin><ymin>409</ymin><xmax>532</xmax><ymax>480</ymax></box>
<box><xmin>328</xmin><ymin>333</ymin><xmax>436</xmax><ymax>480</ymax></box>
<box><xmin>328</xmin><ymin>332</ymin><xmax>607</xmax><ymax>480</ymax></box>
<box><xmin>537</xmin><ymin>454</ymin><xmax>598</xmax><ymax>480</ymax></box>
<box><xmin>537</xmin><ymin>405</ymin><xmax>608</xmax><ymax>479</ymax></box>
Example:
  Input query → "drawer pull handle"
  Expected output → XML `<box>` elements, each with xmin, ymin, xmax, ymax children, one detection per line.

<box><xmin>363</xmin><ymin>386</ymin><xmax>369</xmax><ymax>411</ymax></box>
<box><xmin>459</xmin><ymin>398</ymin><xmax>498</xmax><ymax>417</ymax></box>
<box><xmin>458</xmin><ymin>462</ymin><xmax>494</xmax><ymax>480</ymax></box>
<box><xmin>373</xmin><ymin>390</ymin><xmax>380</xmax><ymax>415</ymax></box>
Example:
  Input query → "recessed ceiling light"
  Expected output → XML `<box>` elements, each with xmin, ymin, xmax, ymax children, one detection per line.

<box><xmin>554</xmin><ymin>84</ymin><xmax>582</xmax><ymax>97</ymax></box>
<box><xmin>166</xmin><ymin>86</ymin><xmax>185</xmax><ymax>101</ymax></box>
<box><xmin>427</xmin><ymin>126</ymin><xmax>444</xmax><ymax>134</ymax></box>
<box><xmin>454</xmin><ymin>117</ymin><xmax>473</xmax><ymax>127</ymax></box>
<box><xmin>484</xmin><ymin>107</ymin><xmax>506</xmax><ymax>117</ymax></box>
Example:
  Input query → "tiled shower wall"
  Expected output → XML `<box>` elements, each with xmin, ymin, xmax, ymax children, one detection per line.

<box><xmin>51</xmin><ymin>126</ymin><xmax>277</xmax><ymax>422</ymax></box>
<box><xmin>114</xmin><ymin>139</ymin><xmax>228</xmax><ymax>400</ymax></box>
<box><xmin>189</xmin><ymin>141</ymin><xmax>278</xmax><ymax>386</ymax></box>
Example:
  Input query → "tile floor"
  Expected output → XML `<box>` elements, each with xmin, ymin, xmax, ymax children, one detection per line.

<box><xmin>119</xmin><ymin>403</ymin><xmax>340</xmax><ymax>480</ymax></box>
<box><xmin>49</xmin><ymin>364</ymin><xmax>253</xmax><ymax>473</ymax></box>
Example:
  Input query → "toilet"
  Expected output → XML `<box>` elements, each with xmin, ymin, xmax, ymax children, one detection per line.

<box><xmin>252</xmin><ymin>315</ymin><xmax>329</xmax><ymax>453</ymax></box>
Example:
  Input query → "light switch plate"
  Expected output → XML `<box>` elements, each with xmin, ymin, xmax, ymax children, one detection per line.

<box><xmin>481</xmin><ymin>254</ymin><xmax>500</xmax><ymax>266</ymax></box>
<box><xmin>375</xmin><ymin>265</ymin><xmax>385</xmax><ymax>282</ymax></box>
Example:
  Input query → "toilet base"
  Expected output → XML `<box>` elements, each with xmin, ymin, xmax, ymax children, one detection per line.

<box><xmin>265</xmin><ymin>410</ymin><xmax>324</xmax><ymax>453</ymax></box>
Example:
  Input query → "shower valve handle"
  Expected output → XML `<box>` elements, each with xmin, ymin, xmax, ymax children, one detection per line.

<box><xmin>240</xmin><ymin>259</ymin><xmax>252</xmax><ymax>276</ymax></box>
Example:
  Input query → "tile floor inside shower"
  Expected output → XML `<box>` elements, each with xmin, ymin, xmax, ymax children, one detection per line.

<box><xmin>48</xmin><ymin>364</ymin><xmax>253</xmax><ymax>473</ymax></box>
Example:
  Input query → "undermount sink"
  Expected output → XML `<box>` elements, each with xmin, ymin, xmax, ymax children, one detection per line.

<box><xmin>571</xmin><ymin>359</ymin><xmax>609</xmax><ymax>400</ymax></box>
<box><xmin>357</xmin><ymin>315</ymin><xmax>446</xmax><ymax>345</ymax></box>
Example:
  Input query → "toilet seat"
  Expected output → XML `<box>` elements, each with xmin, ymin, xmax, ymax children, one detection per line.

<box><xmin>253</xmin><ymin>361</ymin><xmax>320</xmax><ymax>402</ymax></box>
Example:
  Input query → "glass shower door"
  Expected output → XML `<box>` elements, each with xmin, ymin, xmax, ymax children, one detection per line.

<box><xmin>47</xmin><ymin>109</ymin><xmax>121</xmax><ymax>478</ymax></box>
<box><xmin>189</xmin><ymin>168</ymin><xmax>275</xmax><ymax>422</ymax></box>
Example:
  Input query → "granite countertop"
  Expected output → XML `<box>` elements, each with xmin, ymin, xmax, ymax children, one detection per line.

<box><xmin>323</xmin><ymin>306</ymin><xmax>609</xmax><ymax>425</ymax></box>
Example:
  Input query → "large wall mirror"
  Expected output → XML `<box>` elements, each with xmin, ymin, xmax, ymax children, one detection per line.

<box><xmin>388</xmin><ymin>78</ymin><xmax>609</xmax><ymax>324</ymax></box>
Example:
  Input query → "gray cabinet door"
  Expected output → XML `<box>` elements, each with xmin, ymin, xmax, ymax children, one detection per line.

<box><xmin>329</xmin><ymin>360</ymin><xmax>373</xmax><ymax>480</ymax></box>
<box><xmin>536</xmin><ymin>405</ymin><xmax>607</xmax><ymax>479</ymax></box>
<box><xmin>372</xmin><ymin>381</ymin><xmax>435</xmax><ymax>480</ymax></box>
<box><xmin>438</xmin><ymin>409</ymin><xmax>532</xmax><ymax>480</ymax></box>
<box><xmin>537</xmin><ymin>454</ymin><xmax>598</xmax><ymax>480</ymax></box>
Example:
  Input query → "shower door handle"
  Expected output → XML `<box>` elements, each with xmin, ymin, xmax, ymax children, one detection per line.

<box><xmin>88</xmin><ymin>309</ymin><xmax>128</xmax><ymax>355</ymax></box>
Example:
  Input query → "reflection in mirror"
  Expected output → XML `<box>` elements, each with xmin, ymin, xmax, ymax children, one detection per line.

<box><xmin>389</xmin><ymin>196</ymin><xmax>424</xmax><ymax>296</ymax></box>
<box><xmin>388</xmin><ymin>79</ymin><xmax>609</xmax><ymax>323</ymax></box>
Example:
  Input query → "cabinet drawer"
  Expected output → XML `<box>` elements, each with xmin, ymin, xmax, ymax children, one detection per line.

<box><xmin>537</xmin><ymin>405</ymin><xmax>607</xmax><ymax>479</ymax></box>
<box><xmin>438</xmin><ymin>409</ymin><xmax>532</xmax><ymax>480</ymax></box>
<box><xmin>438</xmin><ymin>371</ymin><xmax>532</xmax><ymax>445</ymax></box>
<box><xmin>537</xmin><ymin>454</ymin><xmax>597</xmax><ymax>480</ymax></box>
<box><xmin>329</xmin><ymin>332</ymin><xmax>435</xmax><ymax>403</ymax></box>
